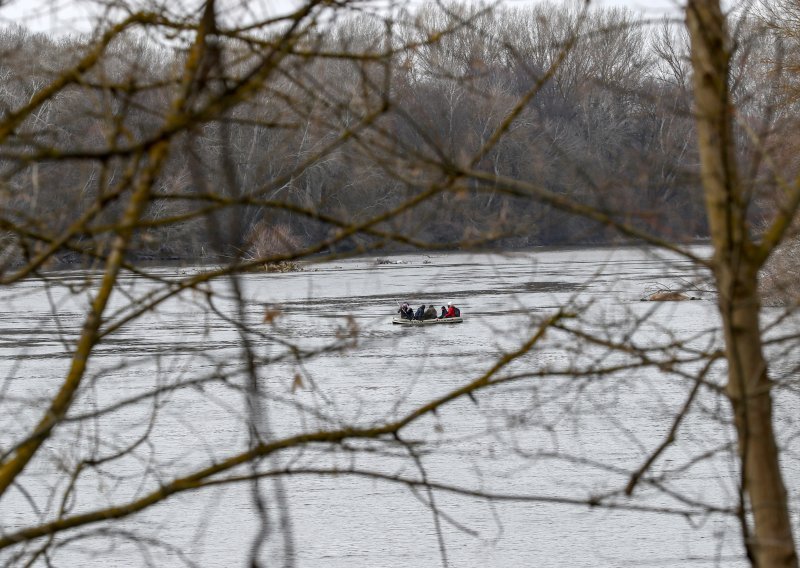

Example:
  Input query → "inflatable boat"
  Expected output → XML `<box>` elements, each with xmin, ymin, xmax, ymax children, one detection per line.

<box><xmin>391</xmin><ymin>317</ymin><xmax>463</xmax><ymax>325</ymax></box>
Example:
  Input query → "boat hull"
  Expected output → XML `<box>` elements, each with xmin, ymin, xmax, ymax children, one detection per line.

<box><xmin>392</xmin><ymin>317</ymin><xmax>463</xmax><ymax>325</ymax></box>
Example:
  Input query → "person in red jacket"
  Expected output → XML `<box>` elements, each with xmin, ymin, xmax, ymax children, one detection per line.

<box><xmin>444</xmin><ymin>301</ymin><xmax>458</xmax><ymax>318</ymax></box>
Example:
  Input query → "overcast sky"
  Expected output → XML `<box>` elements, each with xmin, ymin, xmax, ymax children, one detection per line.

<box><xmin>0</xmin><ymin>0</ymin><xmax>689</xmax><ymax>35</ymax></box>
<box><xmin>3</xmin><ymin>1</ymin><xmax>689</xmax><ymax>34</ymax></box>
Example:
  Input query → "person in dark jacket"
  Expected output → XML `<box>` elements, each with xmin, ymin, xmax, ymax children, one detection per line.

<box><xmin>414</xmin><ymin>304</ymin><xmax>426</xmax><ymax>320</ymax></box>
<box><xmin>438</xmin><ymin>305</ymin><xmax>447</xmax><ymax>319</ymax></box>
<box><xmin>423</xmin><ymin>305</ymin><xmax>437</xmax><ymax>320</ymax></box>
<box><xmin>398</xmin><ymin>303</ymin><xmax>413</xmax><ymax>320</ymax></box>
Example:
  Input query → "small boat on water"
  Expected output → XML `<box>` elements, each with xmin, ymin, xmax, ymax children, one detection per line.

<box><xmin>392</xmin><ymin>317</ymin><xmax>464</xmax><ymax>325</ymax></box>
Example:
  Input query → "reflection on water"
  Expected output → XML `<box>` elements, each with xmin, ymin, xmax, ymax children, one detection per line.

<box><xmin>2</xmin><ymin>246</ymin><xmax>795</xmax><ymax>567</ymax></box>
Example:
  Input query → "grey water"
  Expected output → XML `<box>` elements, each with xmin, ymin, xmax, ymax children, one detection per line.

<box><xmin>1</xmin><ymin>246</ymin><xmax>797</xmax><ymax>567</ymax></box>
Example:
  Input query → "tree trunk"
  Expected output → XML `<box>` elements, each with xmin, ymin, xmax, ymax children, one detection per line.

<box><xmin>686</xmin><ymin>2</ymin><xmax>798</xmax><ymax>566</ymax></box>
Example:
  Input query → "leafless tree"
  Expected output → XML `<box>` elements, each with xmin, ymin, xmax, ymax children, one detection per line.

<box><xmin>0</xmin><ymin>0</ymin><xmax>798</xmax><ymax>566</ymax></box>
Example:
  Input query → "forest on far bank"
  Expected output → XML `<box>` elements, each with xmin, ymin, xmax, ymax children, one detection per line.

<box><xmin>0</xmin><ymin>1</ymin><xmax>798</xmax><ymax>265</ymax></box>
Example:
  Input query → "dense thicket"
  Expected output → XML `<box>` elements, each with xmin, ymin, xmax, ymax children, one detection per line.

<box><xmin>0</xmin><ymin>2</ymin><xmax>793</xmax><ymax>262</ymax></box>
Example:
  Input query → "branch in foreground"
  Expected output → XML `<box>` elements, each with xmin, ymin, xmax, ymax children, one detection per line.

<box><xmin>0</xmin><ymin>310</ymin><xmax>567</xmax><ymax>548</ymax></box>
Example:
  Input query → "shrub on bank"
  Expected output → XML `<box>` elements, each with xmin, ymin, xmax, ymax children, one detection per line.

<box><xmin>760</xmin><ymin>238</ymin><xmax>800</xmax><ymax>306</ymax></box>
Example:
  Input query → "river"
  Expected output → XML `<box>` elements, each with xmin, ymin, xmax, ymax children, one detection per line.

<box><xmin>1</xmin><ymin>246</ymin><xmax>798</xmax><ymax>567</ymax></box>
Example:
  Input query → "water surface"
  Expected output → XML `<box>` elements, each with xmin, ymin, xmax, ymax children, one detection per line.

<box><xmin>2</xmin><ymin>246</ymin><xmax>797</xmax><ymax>567</ymax></box>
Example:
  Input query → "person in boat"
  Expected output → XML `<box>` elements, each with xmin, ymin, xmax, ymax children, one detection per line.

<box><xmin>444</xmin><ymin>301</ymin><xmax>460</xmax><ymax>318</ymax></box>
<box><xmin>423</xmin><ymin>304</ymin><xmax>437</xmax><ymax>320</ymax></box>
<box><xmin>398</xmin><ymin>302</ymin><xmax>414</xmax><ymax>320</ymax></box>
<box><xmin>413</xmin><ymin>304</ymin><xmax>426</xmax><ymax>320</ymax></box>
<box><xmin>438</xmin><ymin>305</ymin><xmax>447</xmax><ymax>319</ymax></box>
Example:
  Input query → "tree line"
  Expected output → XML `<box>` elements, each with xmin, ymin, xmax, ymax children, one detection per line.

<box><xmin>3</xmin><ymin>2</ymin><xmax>788</xmax><ymax>265</ymax></box>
